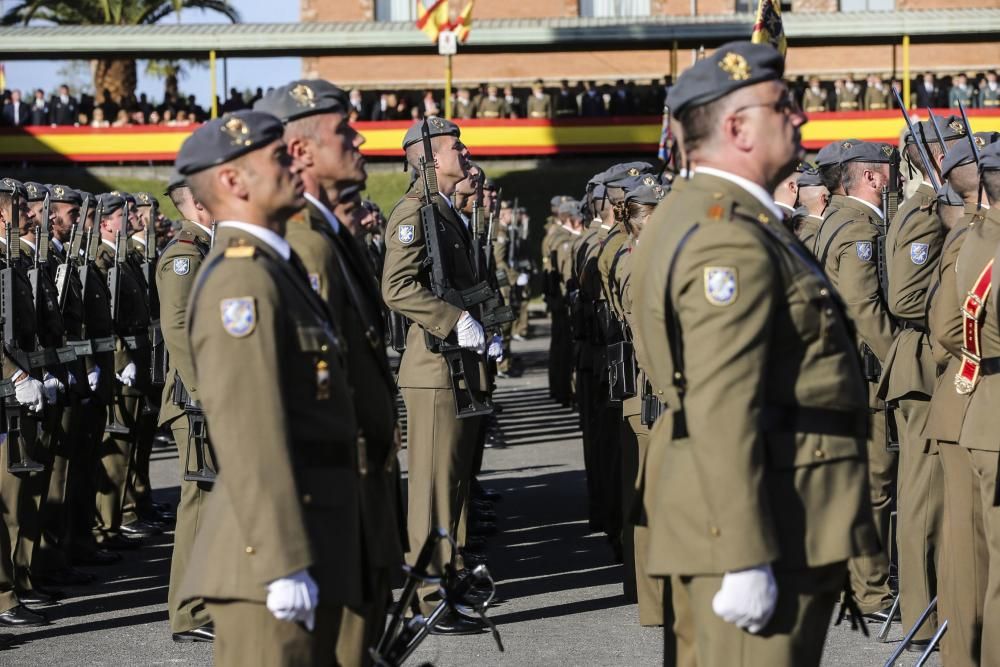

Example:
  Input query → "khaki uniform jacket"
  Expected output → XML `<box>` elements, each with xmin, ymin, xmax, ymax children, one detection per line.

<box><xmin>526</xmin><ymin>94</ymin><xmax>552</xmax><ymax>119</ymax></box>
<box><xmin>802</xmin><ymin>89</ymin><xmax>828</xmax><ymax>113</ymax></box>
<box><xmin>286</xmin><ymin>201</ymin><xmax>403</xmax><ymax>568</ymax></box>
<box><xmin>819</xmin><ymin>197</ymin><xmax>897</xmax><ymax>362</ymax></box>
<box><xmin>837</xmin><ymin>87</ymin><xmax>861</xmax><ymax>111</ymax></box>
<box><xmin>864</xmin><ymin>88</ymin><xmax>889</xmax><ymax>111</ymax></box>
<box><xmin>876</xmin><ymin>185</ymin><xmax>942</xmax><ymax>422</ymax></box>
<box><xmin>922</xmin><ymin>208</ymin><xmax>982</xmax><ymax>442</ymax></box>
<box><xmin>95</xmin><ymin>241</ymin><xmax>152</xmax><ymax>396</ymax></box>
<box><xmin>955</xmin><ymin>208</ymin><xmax>1000</xmax><ymax>451</ymax></box>
<box><xmin>382</xmin><ymin>184</ymin><xmax>489</xmax><ymax>391</ymax></box>
<box><xmin>812</xmin><ymin>194</ymin><xmax>848</xmax><ymax>257</ymax></box>
<box><xmin>597</xmin><ymin>226</ymin><xmax>628</xmax><ymax>313</ymax></box>
<box><xmin>980</xmin><ymin>86</ymin><xmax>1000</xmax><ymax>109</ymax></box>
<box><xmin>493</xmin><ymin>225</ymin><xmax>517</xmax><ymax>286</ymax></box>
<box><xmin>0</xmin><ymin>242</ymin><xmax>39</xmax><ymax>380</ymax></box>
<box><xmin>631</xmin><ymin>172</ymin><xmax>878</xmax><ymax>575</ymax></box>
<box><xmin>556</xmin><ymin>227</ymin><xmax>581</xmax><ymax>288</ymax></box>
<box><xmin>156</xmin><ymin>221</ymin><xmax>212</xmax><ymax>427</ymax></box>
<box><xmin>180</xmin><ymin>226</ymin><xmax>364</xmax><ymax>608</ymax></box>
<box><xmin>797</xmin><ymin>214</ymin><xmax>823</xmax><ymax>253</ymax></box>
<box><xmin>475</xmin><ymin>97</ymin><xmax>508</xmax><ymax>119</ymax></box>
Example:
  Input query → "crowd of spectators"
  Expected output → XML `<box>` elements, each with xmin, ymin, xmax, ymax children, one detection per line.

<box><xmin>2</xmin><ymin>70</ymin><xmax>997</xmax><ymax>128</ymax></box>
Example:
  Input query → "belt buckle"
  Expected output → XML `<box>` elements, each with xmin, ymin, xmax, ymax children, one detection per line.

<box><xmin>955</xmin><ymin>374</ymin><xmax>975</xmax><ymax>395</ymax></box>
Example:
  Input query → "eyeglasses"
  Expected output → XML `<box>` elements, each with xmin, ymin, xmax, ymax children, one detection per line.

<box><xmin>733</xmin><ymin>94</ymin><xmax>801</xmax><ymax>116</ymax></box>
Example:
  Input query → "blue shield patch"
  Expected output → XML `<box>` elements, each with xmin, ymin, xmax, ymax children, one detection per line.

<box><xmin>219</xmin><ymin>297</ymin><xmax>256</xmax><ymax>338</ymax></box>
<box><xmin>703</xmin><ymin>267</ymin><xmax>738</xmax><ymax>306</ymax></box>
<box><xmin>398</xmin><ymin>224</ymin><xmax>415</xmax><ymax>245</ymax></box>
<box><xmin>856</xmin><ymin>241</ymin><xmax>873</xmax><ymax>262</ymax></box>
<box><xmin>910</xmin><ymin>242</ymin><xmax>929</xmax><ymax>266</ymax></box>
<box><xmin>172</xmin><ymin>257</ymin><xmax>190</xmax><ymax>276</ymax></box>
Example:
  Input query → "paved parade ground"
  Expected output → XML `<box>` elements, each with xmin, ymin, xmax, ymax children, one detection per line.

<box><xmin>0</xmin><ymin>318</ymin><xmax>938</xmax><ymax>666</ymax></box>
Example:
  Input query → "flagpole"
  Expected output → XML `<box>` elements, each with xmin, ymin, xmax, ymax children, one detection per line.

<box><xmin>445</xmin><ymin>53</ymin><xmax>453</xmax><ymax>120</ymax></box>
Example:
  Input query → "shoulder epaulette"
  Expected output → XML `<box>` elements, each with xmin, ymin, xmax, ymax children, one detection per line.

<box><xmin>224</xmin><ymin>243</ymin><xmax>257</xmax><ymax>259</ymax></box>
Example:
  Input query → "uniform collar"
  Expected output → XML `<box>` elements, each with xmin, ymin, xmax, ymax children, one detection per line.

<box><xmin>846</xmin><ymin>195</ymin><xmax>884</xmax><ymax>220</ymax></box>
<box><xmin>217</xmin><ymin>221</ymin><xmax>290</xmax><ymax>260</ymax></box>
<box><xmin>694</xmin><ymin>166</ymin><xmax>785</xmax><ymax>222</ymax></box>
<box><xmin>304</xmin><ymin>192</ymin><xmax>341</xmax><ymax>235</ymax></box>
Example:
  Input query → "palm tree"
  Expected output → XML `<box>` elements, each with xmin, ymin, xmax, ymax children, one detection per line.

<box><xmin>1</xmin><ymin>0</ymin><xmax>239</xmax><ymax>101</ymax></box>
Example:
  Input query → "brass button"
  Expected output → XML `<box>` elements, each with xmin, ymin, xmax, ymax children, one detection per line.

<box><xmin>245</xmin><ymin>546</ymin><xmax>255</xmax><ymax>555</ymax></box>
<box><xmin>454</xmin><ymin>243</ymin><xmax>460</xmax><ymax>249</ymax></box>
<box><xmin>819</xmin><ymin>288</ymin><xmax>829</xmax><ymax>297</ymax></box>
<box><xmin>710</xmin><ymin>526</ymin><xmax>721</xmax><ymax>537</ymax></box>
<box><xmin>825</xmin><ymin>308</ymin><xmax>834</xmax><ymax>316</ymax></box>
<box><xmin>302</xmin><ymin>494</ymin><xmax>312</xmax><ymax>505</ymax></box>
<box><xmin>320</xmin><ymin>344</ymin><xmax>329</xmax><ymax>352</ymax></box>
<box><xmin>814</xmin><ymin>449</ymin><xmax>826</xmax><ymax>459</ymax></box>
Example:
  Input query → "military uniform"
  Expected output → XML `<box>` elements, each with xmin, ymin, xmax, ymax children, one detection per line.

<box><xmin>979</xmin><ymin>83</ymin><xmax>1000</xmax><ymax>109</ymax></box>
<box><xmin>546</xmin><ymin>219</ymin><xmax>574</xmax><ymax>404</ymax></box>
<box><xmin>836</xmin><ymin>85</ymin><xmax>861</xmax><ymax>111</ymax></box>
<box><xmin>156</xmin><ymin>216</ymin><xmax>214</xmax><ymax>635</ymax></box>
<box><xmin>797</xmin><ymin>214</ymin><xmax>823</xmax><ymax>251</ymax></box>
<box><xmin>526</xmin><ymin>93</ymin><xmax>552</xmax><ymax>119</ymax></box>
<box><xmin>802</xmin><ymin>87</ymin><xmax>828</xmax><ymax>113</ymax></box>
<box><xmin>864</xmin><ymin>86</ymin><xmax>889</xmax><ymax>111</ymax></box>
<box><xmin>475</xmin><ymin>96</ymin><xmax>508</xmax><ymax>119</ymax></box>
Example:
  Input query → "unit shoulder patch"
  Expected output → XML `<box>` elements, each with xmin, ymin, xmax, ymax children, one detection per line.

<box><xmin>910</xmin><ymin>242</ymin><xmax>929</xmax><ymax>266</ymax></box>
<box><xmin>172</xmin><ymin>257</ymin><xmax>190</xmax><ymax>275</ymax></box>
<box><xmin>855</xmin><ymin>241</ymin><xmax>873</xmax><ymax>262</ymax></box>
<box><xmin>398</xmin><ymin>224</ymin><xmax>415</xmax><ymax>245</ymax></box>
<box><xmin>220</xmin><ymin>297</ymin><xmax>256</xmax><ymax>337</ymax></box>
<box><xmin>703</xmin><ymin>266</ymin><xmax>738</xmax><ymax>306</ymax></box>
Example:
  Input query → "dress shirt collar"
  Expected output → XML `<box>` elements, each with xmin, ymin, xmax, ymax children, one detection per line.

<box><xmin>695</xmin><ymin>166</ymin><xmax>784</xmax><ymax>222</ymax></box>
<box><xmin>847</xmin><ymin>195</ymin><xmax>885</xmax><ymax>220</ymax></box>
<box><xmin>217</xmin><ymin>221</ymin><xmax>290</xmax><ymax>260</ymax></box>
<box><xmin>304</xmin><ymin>192</ymin><xmax>341</xmax><ymax>234</ymax></box>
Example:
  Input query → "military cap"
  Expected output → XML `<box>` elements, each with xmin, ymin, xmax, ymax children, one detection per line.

<box><xmin>165</xmin><ymin>170</ymin><xmax>186</xmax><ymax>194</ymax></box>
<box><xmin>48</xmin><ymin>184</ymin><xmax>82</xmax><ymax>205</ymax></box>
<box><xmin>550</xmin><ymin>195</ymin><xmax>571</xmax><ymax>207</ymax></box>
<box><xmin>402</xmin><ymin>116</ymin><xmax>461</xmax><ymax>150</ymax></box>
<box><xmin>0</xmin><ymin>178</ymin><xmax>26</xmax><ymax>198</ymax></box>
<box><xmin>97</xmin><ymin>192</ymin><xmax>126</xmax><ymax>215</ymax></box>
<box><xmin>905</xmin><ymin>114</ymin><xmax>966</xmax><ymax>145</ymax></box>
<box><xmin>941</xmin><ymin>132</ymin><xmax>1000</xmax><ymax>178</ymax></box>
<box><xmin>500</xmin><ymin>200</ymin><xmax>512</xmax><ymax>209</ymax></box>
<box><xmin>617</xmin><ymin>172</ymin><xmax>664</xmax><ymax>194</ymax></box>
<box><xmin>77</xmin><ymin>190</ymin><xmax>96</xmax><ymax>207</ymax></box>
<box><xmin>254</xmin><ymin>79</ymin><xmax>349</xmax><ymax>124</ymax></box>
<box><xmin>936</xmin><ymin>182</ymin><xmax>964</xmax><ymax>207</ymax></box>
<box><xmin>624</xmin><ymin>183</ymin><xmax>668</xmax><ymax>206</ymax></box>
<box><xmin>840</xmin><ymin>141</ymin><xmax>899</xmax><ymax>164</ymax></box>
<box><xmin>483</xmin><ymin>177</ymin><xmax>498</xmax><ymax>191</ymax></box>
<box><xmin>668</xmin><ymin>41</ymin><xmax>785</xmax><ymax>118</ymax></box>
<box><xmin>815</xmin><ymin>140</ymin><xmax>856</xmax><ymax>168</ymax></box>
<box><xmin>557</xmin><ymin>199</ymin><xmax>580</xmax><ymax>216</ymax></box>
<box><xmin>133</xmin><ymin>192</ymin><xmax>157</xmax><ymax>208</ymax></box>
<box><xmin>797</xmin><ymin>168</ymin><xmax>825</xmax><ymax>188</ymax></box>
<box><xmin>23</xmin><ymin>182</ymin><xmax>49</xmax><ymax>202</ymax></box>
<box><xmin>175</xmin><ymin>110</ymin><xmax>286</xmax><ymax>176</ymax></box>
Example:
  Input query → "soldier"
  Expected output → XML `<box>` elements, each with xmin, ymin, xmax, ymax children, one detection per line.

<box><xmin>815</xmin><ymin>141</ymin><xmax>899</xmax><ymax>623</ymax></box>
<box><xmin>174</xmin><ymin>110</ymin><xmax>365</xmax><ymax>664</ymax></box>
<box><xmin>157</xmin><ymin>172</ymin><xmax>216</xmax><ymax>643</ymax></box>
<box><xmin>978</xmin><ymin>71</ymin><xmax>999</xmax><ymax>109</ymax></box>
<box><xmin>526</xmin><ymin>79</ymin><xmax>552</xmax><ymax>119</ymax></box>
<box><xmin>0</xmin><ymin>178</ymin><xmax>50</xmax><ymax>627</ymax></box>
<box><xmin>492</xmin><ymin>201</ymin><xmax>519</xmax><ymax>377</ymax></box>
<box><xmin>948</xmin><ymin>73</ymin><xmax>976</xmax><ymax>109</ymax></box>
<box><xmin>453</xmin><ymin>88</ymin><xmax>475</xmax><ymax>120</ymax></box>
<box><xmin>952</xmin><ymin>141</ymin><xmax>1000</xmax><ymax>665</ymax></box>
<box><xmin>255</xmin><ymin>80</ymin><xmax>405</xmax><ymax>660</ymax></box>
<box><xmin>475</xmin><ymin>85</ymin><xmax>507</xmax><ymax>119</ymax></box>
<box><xmin>802</xmin><ymin>76</ymin><xmax>828</xmax><ymax>113</ymax></box>
<box><xmin>554</xmin><ymin>80</ymin><xmax>579</xmax><ymax>118</ymax></box>
<box><xmin>836</xmin><ymin>76</ymin><xmax>861</xmax><ymax>111</ymax></box>
<box><xmin>864</xmin><ymin>75</ymin><xmax>890</xmax><ymax>111</ymax></box>
<box><xmin>545</xmin><ymin>200</ymin><xmax>576</xmax><ymax>406</ymax></box>
<box><xmin>794</xmin><ymin>167</ymin><xmax>829</xmax><ymax>250</ymax></box>
<box><xmin>631</xmin><ymin>42</ymin><xmax>878</xmax><ymax>666</ymax></box>
<box><xmin>771</xmin><ymin>169</ymin><xmax>803</xmax><ymax>231</ymax></box>
<box><xmin>381</xmin><ymin>117</ymin><xmax>498</xmax><ymax>633</ymax></box>
<box><xmin>812</xmin><ymin>140</ymin><xmax>855</xmax><ymax>252</ymax></box>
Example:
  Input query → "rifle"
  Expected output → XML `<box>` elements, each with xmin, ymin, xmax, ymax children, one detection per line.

<box><xmin>416</xmin><ymin>120</ymin><xmax>496</xmax><ymax>418</ymax></box>
<box><xmin>956</xmin><ymin>100</ymin><xmax>980</xmax><ymax>166</ymax></box>
<box><xmin>890</xmin><ymin>87</ymin><xmax>940</xmax><ymax>192</ymax></box>
<box><xmin>146</xmin><ymin>199</ymin><xmax>166</xmax><ymax>388</ymax></box>
<box><xmin>104</xmin><ymin>226</ymin><xmax>130</xmax><ymax>436</ymax></box>
<box><xmin>54</xmin><ymin>223</ymin><xmax>77</xmax><ymax>312</ymax></box>
<box><xmin>1</xmin><ymin>191</ymin><xmax>44</xmax><ymax>474</ymax></box>
<box><xmin>877</xmin><ymin>151</ymin><xmax>899</xmax><ymax>303</ymax></box>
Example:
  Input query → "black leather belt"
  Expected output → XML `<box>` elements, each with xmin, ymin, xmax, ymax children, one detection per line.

<box><xmin>761</xmin><ymin>406</ymin><xmax>869</xmax><ymax>439</ymax></box>
<box><xmin>980</xmin><ymin>357</ymin><xmax>1000</xmax><ymax>375</ymax></box>
<box><xmin>897</xmin><ymin>319</ymin><xmax>928</xmax><ymax>334</ymax></box>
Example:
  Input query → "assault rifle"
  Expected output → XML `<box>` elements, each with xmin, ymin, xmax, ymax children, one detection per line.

<box><xmin>891</xmin><ymin>88</ymin><xmax>940</xmax><ymax>192</ymax></box>
<box><xmin>956</xmin><ymin>100</ymin><xmax>980</xmax><ymax>166</ymax></box>
<box><xmin>104</xmin><ymin>226</ymin><xmax>130</xmax><ymax>435</ymax></box>
<box><xmin>417</xmin><ymin>120</ymin><xmax>496</xmax><ymax>418</ymax></box>
<box><xmin>145</xmin><ymin>199</ymin><xmax>166</xmax><ymax>388</ymax></box>
<box><xmin>1</xmin><ymin>191</ymin><xmax>44</xmax><ymax>474</ymax></box>
<box><xmin>54</xmin><ymin>223</ymin><xmax>78</xmax><ymax>312</ymax></box>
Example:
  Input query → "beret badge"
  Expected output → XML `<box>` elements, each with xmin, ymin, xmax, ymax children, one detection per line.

<box><xmin>948</xmin><ymin>121</ymin><xmax>966</xmax><ymax>135</ymax></box>
<box><xmin>719</xmin><ymin>53</ymin><xmax>751</xmax><ymax>81</ymax></box>
<box><xmin>643</xmin><ymin>175</ymin><xmax>657</xmax><ymax>186</ymax></box>
<box><xmin>26</xmin><ymin>184</ymin><xmax>37</xmax><ymax>197</ymax></box>
<box><xmin>429</xmin><ymin>117</ymin><xmax>446</xmax><ymax>129</ymax></box>
<box><xmin>841</xmin><ymin>141</ymin><xmax>853</xmax><ymax>149</ymax></box>
<box><xmin>222</xmin><ymin>116</ymin><xmax>252</xmax><ymax>147</ymax></box>
<box><xmin>881</xmin><ymin>144</ymin><xmax>893</xmax><ymax>156</ymax></box>
<box><xmin>53</xmin><ymin>186</ymin><xmax>65</xmax><ymax>198</ymax></box>
<box><xmin>289</xmin><ymin>84</ymin><xmax>315</xmax><ymax>109</ymax></box>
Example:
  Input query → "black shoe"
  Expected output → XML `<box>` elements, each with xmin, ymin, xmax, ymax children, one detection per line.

<box><xmin>905</xmin><ymin>639</ymin><xmax>938</xmax><ymax>653</ymax></box>
<box><xmin>429</xmin><ymin>611</ymin><xmax>486</xmax><ymax>635</ymax></box>
<box><xmin>101</xmin><ymin>534</ymin><xmax>143</xmax><ymax>551</ymax></box>
<box><xmin>862</xmin><ymin>605</ymin><xmax>900</xmax><ymax>623</ymax></box>
<box><xmin>462</xmin><ymin>552</ymin><xmax>489</xmax><ymax>568</ymax></box>
<box><xmin>120</xmin><ymin>520</ymin><xmax>162</xmax><ymax>537</ymax></box>
<box><xmin>173</xmin><ymin>624</ymin><xmax>215</xmax><ymax>643</ymax></box>
<box><xmin>72</xmin><ymin>548</ymin><xmax>122</xmax><ymax>565</ymax></box>
<box><xmin>470</xmin><ymin>521</ymin><xmax>497</xmax><ymax>537</ymax></box>
<box><xmin>0</xmin><ymin>605</ymin><xmax>47</xmax><ymax>627</ymax></box>
<box><xmin>35</xmin><ymin>567</ymin><xmax>96</xmax><ymax>586</ymax></box>
<box><xmin>16</xmin><ymin>589</ymin><xmax>61</xmax><ymax>608</ymax></box>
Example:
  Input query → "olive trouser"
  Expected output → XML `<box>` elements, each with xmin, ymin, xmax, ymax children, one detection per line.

<box><xmin>895</xmin><ymin>397</ymin><xmax>942</xmax><ymax>641</ymax></box>
<box><xmin>938</xmin><ymin>442</ymin><xmax>987</xmax><ymax>667</ymax></box>
<box><xmin>625</xmin><ymin>413</ymin><xmax>664</xmax><ymax>627</ymax></box>
<box><xmin>669</xmin><ymin>563</ymin><xmax>845</xmax><ymax>667</ymax></box>
<box><xmin>0</xmin><ymin>423</ymin><xmax>39</xmax><ymax>613</ymax></box>
<box><xmin>400</xmin><ymin>387</ymin><xmax>481</xmax><ymax>615</ymax></box>
<box><xmin>166</xmin><ymin>417</ymin><xmax>212</xmax><ymax>633</ymax></box>
<box><xmin>848</xmin><ymin>407</ymin><xmax>896</xmax><ymax>614</ymax></box>
<box><xmin>966</xmin><ymin>448</ymin><xmax>1000</xmax><ymax>666</ymax></box>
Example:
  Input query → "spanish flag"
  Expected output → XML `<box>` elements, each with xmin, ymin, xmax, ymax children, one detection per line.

<box><xmin>751</xmin><ymin>0</ymin><xmax>787</xmax><ymax>57</ymax></box>
<box><xmin>416</xmin><ymin>0</ymin><xmax>449</xmax><ymax>43</ymax></box>
<box><xmin>0</xmin><ymin>64</ymin><xmax>6</xmax><ymax>93</ymax></box>
<box><xmin>452</xmin><ymin>1</ymin><xmax>475</xmax><ymax>43</ymax></box>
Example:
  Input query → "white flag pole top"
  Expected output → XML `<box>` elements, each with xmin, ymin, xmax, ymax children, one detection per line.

<box><xmin>438</xmin><ymin>30</ymin><xmax>458</xmax><ymax>55</ymax></box>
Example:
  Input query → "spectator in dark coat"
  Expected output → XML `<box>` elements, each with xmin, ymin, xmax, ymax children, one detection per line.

<box><xmin>2</xmin><ymin>89</ymin><xmax>30</xmax><ymax>127</ymax></box>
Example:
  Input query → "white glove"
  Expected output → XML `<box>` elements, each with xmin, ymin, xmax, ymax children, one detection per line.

<box><xmin>487</xmin><ymin>334</ymin><xmax>503</xmax><ymax>360</ymax></box>
<box><xmin>116</xmin><ymin>362</ymin><xmax>137</xmax><ymax>387</ymax></box>
<box><xmin>266</xmin><ymin>569</ymin><xmax>319</xmax><ymax>631</ymax></box>
<box><xmin>87</xmin><ymin>367</ymin><xmax>101</xmax><ymax>392</ymax></box>
<box><xmin>516</xmin><ymin>273</ymin><xmax>529</xmax><ymax>287</ymax></box>
<box><xmin>41</xmin><ymin>372</ymin><xmax>63</xmax><ymax>404</ymax></box>
<box><xmin>14</xmin><ymin>375</ymin><xmax>45</xmax><ymax>413</ymax></box>
<box><xmin>712</xmin><ymin>564</ymin><xmax>778</xmax><ymax>634</ymax></box>
<box><xmin>455</xmin><ymin>311</ymin><xmax>485</xmax><ymax>354</ymax></box>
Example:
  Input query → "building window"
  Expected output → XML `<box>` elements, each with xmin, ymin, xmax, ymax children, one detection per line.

<box><xmin>375</xmin><ymin>0</ymin><xmax>417</xmax><ymax>22</ymax></box>
<box><xmin>580</xmin><ymin>0</ymin><xmax>652</xmax><ymax>18</ymax></box>
<box><xmin>840</xmin><ymin>0</ymin><xmax>894</xmax><ymax>11</ymax></box>
<box><xmin>736</xmin><ymin>0</ymin><xmax>792</xmax><ymax>11</ymax></box>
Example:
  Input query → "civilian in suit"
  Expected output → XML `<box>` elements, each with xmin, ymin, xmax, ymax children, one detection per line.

<box><xmin>2</xmin><ymin>90</ymin><xmax>30</xmax><ymax>127</ymax></box>
<box><xmin>914</xmin><ymin>73</ymin><xmax>946</xmax><ymax>108</ymax></box>
<box><xmin>49</xmin><ymin>85</ymin><xmax>78</xmax><ymax>126</ymax></box>
<box><xmin>29</xmin><ymin>89</ymin><xmax>49</xmax><ymax>126</ymax></box>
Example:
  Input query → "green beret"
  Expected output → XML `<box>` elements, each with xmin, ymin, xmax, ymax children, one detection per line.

<box><xmin>254</xmin><ymin>79</ymin><xmax>349</xmax><ymax>124</ymax></box>
<box><xmin>0</xmin><ymin>178</ymin><xmax>26</xmax><ymax>199</ymax></box>
<box><xmin>936</xmin><ymin>182</ymin><xmax>964</xmax><ymax>206</ymax></box>
<box><xmin>23</xmin><ymin>182</ymin><xmax>49</xmax><ymax>202</ymax></box>
<box><xmin>49</xmin><ymin>184</ymin><xmax>82</xmax><ymax>205</ymax></box>
<box><xmin>402</xmin><ymin>117</ymin><xmax>461</xmax><ymax>150</ymax></box>
<box><xmin>979</xmin><ymin>140</ymin><xmax>1000</xmax><ymax>173</ymax></box>
<box><xmin>941</xmin><ymin>132</ymin><xmax>1000</xmax><ymax>178</ymax></box>
<box><xmin>624</xmin><ymin>182</ymin><xmax>668</xmax><ymax>206</ymax></box>
<box><xmin>905</xmin><ymin>114</ymin><xmax>966</xmax><ymax>146</ymax></box>
<box><xmin>133</xmin><ymin>192</ymin><xmax>157</xmax><ymax>208</ymax></box>
<box><xmin>668</xmin><ymin>41</ymin><xmax>785</xmax><ymax>118</ymax></box>
<box><xmin>97</xmin><ymin>193</ymin><xmax>126</xmax><ymax>214</ymax></box>
<box><xmin>175</xmin><ymin>110</ymin><xmax>286</xmax><ymax>176</ymax></box>
<box><xmin>840</xmin><ymin>141</ymin><xmax>899</xmax><ymax>165</ymax></box>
